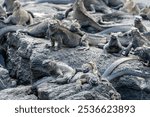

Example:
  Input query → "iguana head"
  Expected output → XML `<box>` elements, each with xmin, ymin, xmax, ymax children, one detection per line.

<box><xmin>109</xmin><ymin>33</ymin><xmax>118</xmax><ymax>45</ymax></box>
<box><xmin>82</xmin><ymin>61</ymin><xmax>98</xmax><ymax>75</ymax></box>
<box><xmin>133</xmin><ymin>47</ymin><xmax>148</xmax><ymax>61</ymax></box>
<box><xmin>13</xmin><ymin>0</ymin><xmax>21</xmax><ymax>11</ymax></box>
<box><xmin>134</xmin><ymin>16</ymin><xmax>142</xmax><ymax>24</ymax></box>
<box><xmin>140</xmin><ymin>6</ymin><xmax>150</xmax><ymax>14</ymax></box>
<box><xmin>130</xmin><ymin>28</ymin><xmax>140</xmax><ymax>36</ymax></box>
<box><xmin>42</xmin><ymin>59</ymin><xmax>57</xmax><ymax>73</ymax></box>
<box><xmin>48</xmin><ymin>20</ymin><xmax>61</xmax><ymax>32</ymax></box>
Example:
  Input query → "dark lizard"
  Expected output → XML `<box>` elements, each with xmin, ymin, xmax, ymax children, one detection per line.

<box><xmin>97</xmin><ymin>25</ymin><xmax>132</xmax><ymax>35</ymax></box>
<box><xmin>0</xmin><ymin>20</ymin><xmax>53</xmax><ymax>40</ymax></box>
<box><xmin>103</xmin><ymin>0</ymin><xmax>124</xmax><ymax>10</ymax></box>
<box><xmin>31</xmin><ymin>57</ymin><xmax>150</xmax><ymax>88</ymax></box>
<box><xmin>83</xmin><ymin>0</ymin><xmax>112</xmax><ymax>14</ymax></box>
<box><xmin>134</xmin><ymin>46</ymin><xmax>150</xmax><ymax>67</ymax></box>
<box><xmin>65</xmin><ymin>0</ymin><xmax>126</xmax><ymax>32</ymax></box>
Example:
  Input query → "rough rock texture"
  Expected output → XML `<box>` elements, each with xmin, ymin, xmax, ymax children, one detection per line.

<box><xmin>36</xmin><ymin>80</ymin><xmax>120</xmax><ymax>100</ymax></box>
<box><xmin>5</xmin><ymin>34</ymin><xmax>121</xmax><ymax>100</ymax></box>
<box><xmin>113</xmin><ymin>76</ymin><xmax>150</xmax><ymax>100</ymax></box>
<box><xmin>0</xmin><ymin>0</ymin><xmax>150</xmax><ymax>100</ymax></box>
<box><xmin>0</xmin><ymin>66</ymin><xmax>16</xmax><ymax>90</ymax></box>
<box><xmin>0</xmin><ymin>86</ymin><xmax>37</xmax><ymax>100</ymax></box>
<box><xmin>30</xmin><ymin>75</ymin><xmax>121</xmax><ymax>100</ymax></box>
<box><xmin>5</xmin><ymin>32</ymin><xmax>150</xmax><ymax>100</ymax></box>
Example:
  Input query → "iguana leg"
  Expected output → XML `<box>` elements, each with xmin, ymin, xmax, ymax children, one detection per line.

<box><xmin>56</xmin><ymin>69</ymin><xmax>63</xmax><ymax>76</ymax></box>
<box><xmin>57</xmin><ymin>36</ymin><xmax>63</xmax><ymax>50</ymax></box>
<box><xmin>18</xmin><ymin>17</ymin><xmax>26</xmax><ymax>26</ymax></box>
<box><xmin>98</xmin><ymin>17</ymin><xmax>114</xmax><ymax>25</ymax></box>
<box><xmin>48</xmin><ymin>37</ymin><xmax>54</xmax><ymax>49</ymax></box>
<box><xmin>52</xmin><ymin>35</ymin><xmax>63</xmax><ymax>51</ymax></box>
<box><xmin>76</xmin><ymin>79</ymin><xmax>87</xmax><ymax>90</ymax></box>
<box><xmin>54</xmin><ymin>41</ymin><xmax>59</xmax><ymax>51</ymax></box>
<box><xmin>76</xmin><ymin>80</ymin><xmax>82</xmax><ymax>90</ymax></box>
<box><xmin>77</xmin><ymin>46</ymin><xmax>90</xmax><ymax>51</ymax></box>
<box><xmin>122</xmin><ymin>42</ymin><xmax>133</xmax><ymax>56</ymax></box>
<box><xmin>78</xmin><ymin>39</ymin><xmax>90</xmax><ymax>51</ymax></box>
<box><xmin>103</xmin><ymin>43</ymin><xmax>109</xmax><ymax>54</ymax></box>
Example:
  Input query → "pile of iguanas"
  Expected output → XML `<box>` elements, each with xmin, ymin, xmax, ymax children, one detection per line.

<box><xmin>0</xmin><ymin>0</ymin><xmax>150</xmax><ymax>91</ymax></box>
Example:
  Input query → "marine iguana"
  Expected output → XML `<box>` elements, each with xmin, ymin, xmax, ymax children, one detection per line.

<box><xmin>134</xmin><ymin>16</ymin><xmax>147</xmax><ymax>33</ymax></box>
<box><xmin>83</xmin><ymin>0</ymin><xmax>112</xmax><ymax>14</ymax></box>
<box><xmin>120</xmin><ymin>0</ymin><xmax>140</xmax><ymax>15</ymax></box>
<box><xmin>0</xmin><ymin>20</ymin><xmax>52</xmax><ymax>39</ymax></box>
<box><xmin>45</xmin><ymin>57</ymin><xmax>144</xmax><ymax>84</ymax></box>
<box><xmin>65</xmin><ymin>0</ymin><xmax>126</xmax><ymax>32</ymax></box>
<box><xmin>134</xmin><ymin>46</ymin><xmax>150</xmax><ymax>67</ymax></box>
<box><xmin>103</xmin><ymin>0</ymin><xmax>124</xmax><ymax>10</ymax></box>
<box><xmin>130</xmin><ymin>28</ymin><xmax>150</xmax><ymax>49</ymax></box>
<box><xmin>4</xmin><ymin>1</ymin><xmax>34</xmax><ymax>26</ymax></box>
<box><xmin>47</xmin><ymin>22</ymin><xmax>112</xmax><ymax>50</ymax></box>
<box><xmin>103</xmin><ymin>33</ymin><xmax>132</xmax><ymax>56</ymax></box>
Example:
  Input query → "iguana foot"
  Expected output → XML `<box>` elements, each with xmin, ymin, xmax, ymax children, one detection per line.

<box><xmin>15</xmin><ymin>29</ymin><xmax>26</xmax><ymax>37</ymax></box>
<box><xmin>77</xmin><ymin>47</ymin><xmax>90</xmax><ymax>51</ymax></box>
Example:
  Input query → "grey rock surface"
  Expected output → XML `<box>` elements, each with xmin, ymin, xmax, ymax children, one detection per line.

<box><xmin>0</xmin><ymin>0</ymin><xmax>149</xmax><ymax>100</ymax></box>
<box><xmin>0</xmin><ymin>86</ymin><xmax>37</xmax><ymax>100</ymax></box>
<box><xmin>0</xmin><ymin>66</ymin><xmax>16</xmax><ymax>90</ymax></box>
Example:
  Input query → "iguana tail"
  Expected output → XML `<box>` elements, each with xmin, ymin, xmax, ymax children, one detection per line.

<box><xmin>28</xmin><ymin>14</ymin><xmax>34</xmax><ymax>25</ymax></box>
<box><xmin>0</xmin><ymin>25</ymin><xmax>24</xmax><ymax>39</ymax></box>
<box><xmin>107</xmin><ymin>68</ymin><xmax>150</xmax><ymax>81</ymax></box>
<box><xmin>102</xmin><ymin>57</ymin><xmax>139</xmax><ymax>78</ymax></box>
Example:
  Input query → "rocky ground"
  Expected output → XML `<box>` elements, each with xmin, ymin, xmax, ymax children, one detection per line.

<box><xmin>0</xmin><ymin>0</ymin><xmax>150</xmax><ymax>100</ymax></box>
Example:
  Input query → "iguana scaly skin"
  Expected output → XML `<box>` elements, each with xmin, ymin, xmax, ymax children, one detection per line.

<box><xmin>134</xmin><ymin>16</ymin><xmax>147</xmax><ymax>33</ymax></box>
<box><xmin>0</xmin><ymin>25</ymin><xmax>24</xmax><ymax>39</ymax></box>
<box><xmin>4</xmin><ymin>1</ymin><xmax>34</xmax><ymax>26</ymax></box>
<box><xmin>98</xmin><ymin>25</ymin><xmax>132</xmax><ymax>35</ymax></box>
<box><xmin>65</xmin><ymin>0</ymin><xmax>113</xmax><ymax>31</ymax></box>
<box><xmin>101</xmin><ymin>11</ymin><xmax>134</xmax><ymax>21</ymax></box>
<box><xmin>103</xmin><ymin>0</ymin><xmax>124</xmax><ymax>9</ymax></box>
<box><xmin>130</xmin><ymin>28</ymin><xmax>150</xmax><ymax>49</ymax></box>
<box><xmin>47</xmin><ymin>22</ymin><xmax>82</xmax><ymax>50</ymax></box>
<box><xmin>48</xmin><ymin>22</ymin><xmax>109</xmax><ymax>50</ymax></box>
<box><xmin>142</xmin><ymin>32</ymin><xmax>150</xmax><ymax>41</ymax></box>
<box><xmin>0</xmin><ymin>20</ymin><xmax>52</xmax><ymax>39</ymax></box>
<box><xmin>103</xmin><ymin>34</ymin><xmax>133</xmax><ymax>56</ymax></box>
<box><xmin>79</xmin><ymin>33</ymin><xmax>107</xmax><ymax>50</ymax></box>
<box><xmin>134</xmin><ymin>46</ymin><xmax>150</xmax><ymax>67</ymax></box>
<box><xmin>83</xmin><ymin>0</ymin><xmax>112</xmax><ymax>14</ymax></box>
